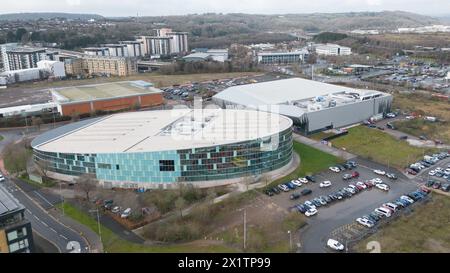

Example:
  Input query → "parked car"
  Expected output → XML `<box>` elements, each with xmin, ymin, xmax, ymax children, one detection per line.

<box><xmin>342</xmin><ymin>174</ymin><xmax>353</xmax><ymax>180</ymax></box>
<box><xmin>278</xmin><ymin>184</ymin><xmax>290</xmax><ymax>192</ymax></box>
<box><xmin>296</xmin><ymin>204</ymin><xmax>307</xmax><ymax>213</ymax></box>
<box><xmin>305</xmin><ymin>175</ymin><xmax>316</xmax><ymax>182</ymax></box>
<box><xmin>356</xmin><ymin>217</ymin><xmax>375</xmax><ymax>228</ymax></box>
<box><xmin>399</xmin><ymin>135</ymin><xmax>408</xmax><ymax>140</ymax></box>
<box><xmin>291</xmin><ymin>180</ymin><xmax>303</xmax><ymax>187</ymax></box>
<box><xmin>319</xmin><ymin>181</ymin><xmax>332</xmax><ymax>188</ymax></box>
<box><xmin>375</xmin><ymin>183</ymin><xmax>390</xmax><ymax>191</ymax></box>
<box><xmin>375</xmin><ymin>207</ymin><xmax>392</xmax><ymax>217</ymax></box>
<box><xmin>271</xmin><ymin>187</ymin><xmax>281</xmax><ymax>194</ymax></box>
<box><xmin>441</xmin><ymin>183</ymin><xmax>450</xmax><ymax>192</ymax></box>
<box><xmin>304</xmin><ymin>201</ymin><xmax>316</xmax><ymax>210</ymax></box>
<box><xmin>121</xmin><ymin>208</ymin><xmax>132</xmax><ymax>218</ymax></box>
<box><xmin>111</xmin><ymin>206</ymin><xmax>120</xmax><ymax>214</ymax></box>
<box><xmin>386</xmin><ymin>173</ymin><xmax>397</xmax><ymax>180</ymax></box>
<box><xmin>406</xmin><ymin>168</ymin><xmax>417</xmax><ymax>175</ymax></box>
<box><xmin>0</xmin><ymin>175</ymin><xmax>4</xmax><ymax>182</ymax></box>
<box><xmin>432</xmin><ymin>181</ymin><xmax>441</xmax><ymax>189</ymax></box>
<box><xmin>327</xmin><ymin>239</ymin><xmax>344</xmax><ymax>251</ymax></box>
<box><xmin>301</xmin><ymin>189</ymin><xmax>312</xmax><ymax>196</ymax></box>
<box><xmin>290</xmin><ymin>193</ymin><xmax>301</xmax><ymax>200</ymax></box>
<box><xmin>265</xmin><ymin>189</ymin><xmax>274</xmax><ymax>196</ymax></box>
<box><xmin>305</xmin><ymin>208</ymin><xmax>318</xmax><ymax>217</ymax></box>
<box><xmin>298</xmin><ymin>177</ymin><xmax>309</xmax><ymax>184</ymax></box>
<box><xmin>400</xmin><ymin>195</ymin><xmax>414</xmax><ymax>204</ymax></box>
<box><xmin>382</xmin><ymin>203</ymin><xmax>399</xmax><ymax>212</ymax></box>
<box><xmin>373</xmin><ymin>169</ymin><xmax>386</xmax><ymax>175</ymax></box>
<box><xmin>329</xmin><ymin>166</ymin><xmax>340</xmax><ymax>173</ymax></box>
<box><xmin>355</xmin><ymin>182</ymin><xmax>367</xmax><ymax>190</ymax></box>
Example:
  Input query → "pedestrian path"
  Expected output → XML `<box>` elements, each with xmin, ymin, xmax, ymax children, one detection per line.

<box><xmin>293</xmin><ymin>133</ymin><xmax>357</xmax><ymax>160</ymax></box>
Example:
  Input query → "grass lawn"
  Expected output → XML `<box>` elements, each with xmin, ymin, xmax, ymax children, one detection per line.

<box><xmin>8</xmin><ymin>72</ymin><xmax>262</xmax><ymax>90</ymax></box>
<box><xmin>392</xmin><ymin>92</ymin><xmax>450</xmax><ymax>143</ymax></box>
<box><xmin>57</xmin><ymin>202</ymin><xmax>238</xmax><ymax>253</ymax></box>
<box><xmin>0</xmin><ymin>135</ymin><xmax>3</xmax><ymax>141</ymax></box>
<box><xmin>331</xmin><ymin>126</ymin><xmax>436</xmax><ymax>168</ymax></box>
<box><xmin>355</xmin><ymin>194</ymin><xmax>450</xmax><ymax>253</ymax></box>
<box><xmin>265</xmin><ymin>141</ymin><xmax>342</xmax><ymax>189</ymax></box>
<box><xmin>308</xmin><ymin>131</ymin><xmax>334</xmax><ymax>141</ymax></box>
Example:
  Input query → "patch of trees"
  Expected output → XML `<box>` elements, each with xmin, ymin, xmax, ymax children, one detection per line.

<box><xmin>2</xmin><ymin>139</ymin><xmax>32</xmax><ymax>174</ymax></box>
<box><xmin>313</xmin><ymin>32</ymin><xmax>348</xmax><ymax>43</ymax></box>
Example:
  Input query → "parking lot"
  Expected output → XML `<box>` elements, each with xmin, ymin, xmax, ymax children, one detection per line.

<box><xmin>264</xmin><ymin>157</ymin><xmax>421</xmax><ymax>252</ymax></box>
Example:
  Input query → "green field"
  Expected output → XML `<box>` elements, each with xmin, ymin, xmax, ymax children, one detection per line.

<box><xmin>58</xmin><ymin>203</ymin><xmax>237</xmax><ymax>253</ymax></box>
<box><xmin>355</xmin><ymin>194</ymin><xmax>450</xmax><ymax>253</ymax></box>
<box><xmin>266</xmin><ymin>141</ymin><xmax>342</xmax><ymax>188</ymax></box>
<box><xmin>331</xmin><ymin>126</ymin><xmax>436</xmax><ymax>168</ymax></box>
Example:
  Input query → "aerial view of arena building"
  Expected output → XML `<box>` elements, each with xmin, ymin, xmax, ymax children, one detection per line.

<box><xmin>213</xmin><ymin>78</ymin><xmax>393</xmax><ymax>134</ymax></box>
<box><xmin>31</xmin><ymin>108</ymin><xmax>293</xmax><ymax>189</ymax></box>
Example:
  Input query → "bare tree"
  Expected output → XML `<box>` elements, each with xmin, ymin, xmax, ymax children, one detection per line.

<box><xmin>31</xmin><ymin>117</ymin><xmax>43</xmax><ymax>131</ymax></box>
<box><xmin>75</xmin><ymin>174</ymin><xmax>97</xmax><ymax>202</ymax></box>
<box><xmin>34</xmin><ymin>159</ymin><xmax>51</xmax><ymax>179</ymax></box>
<box><xmin>242</xmin><ymin>175</ymin><xmax>254</xmax><ymax>191</ymax></box>
<box><xmin>175</xmin><ymin>196</ymin><xmax>186</xmax><ymax>219</ymax></box>
<box><xmin>260</xmin><ymin>173</ymin><xmax>272</xmax><ymax>188</ymax></box>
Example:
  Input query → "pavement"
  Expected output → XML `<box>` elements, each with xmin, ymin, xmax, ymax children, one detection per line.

<box><xmin>0</xmin><ymin>178</ymin><xmax>92</xmax><ymax>253</ymax></box>
<box><xmin>293</xmin><ymin>133</ymin><xmax>357</xmax><ymax>160</ymax></box>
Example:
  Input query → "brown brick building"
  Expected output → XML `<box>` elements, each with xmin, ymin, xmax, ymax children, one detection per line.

<box><xmin>51</xmin><ymin>81</ymin><xmax>164</xmax><ymax>116</ymax></box>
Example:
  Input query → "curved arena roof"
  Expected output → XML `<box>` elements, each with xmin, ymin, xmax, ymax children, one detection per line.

<box><xmin>32</xmin><ymin>109</ymin><xmax>292</xmax><ymax>154</ymax></box>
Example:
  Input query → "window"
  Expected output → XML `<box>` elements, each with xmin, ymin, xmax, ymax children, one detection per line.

<box><xmin>7</xmin><ymin>231</ymin><xmax>18</xmax><ymax>241</ymax></box>
<box><xmin>159</xmin><ymin>160</ymin><xmax>175</xmax><ymax>172</ymax></box>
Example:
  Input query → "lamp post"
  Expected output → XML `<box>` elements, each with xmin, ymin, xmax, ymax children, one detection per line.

<box><xmin>287</xmin><ymin>230</ymin><xmax>292</xmax><ymax>251</ymax></box>
<box><xmin>59</xmin><ymin>182</ymin><xmax>64</xmax><ymax>216</ymax></box>
<box><xmin>89</xmin><ymin>209</ymin><xmax>102</xmax><ymax>249</ymax></box>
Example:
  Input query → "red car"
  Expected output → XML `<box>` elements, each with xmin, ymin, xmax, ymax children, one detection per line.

<box><xmin>364</xmin><ymin>181</ymin><xmax>374</xmax><ymax>188</ymax></box>
<box><xmin>420</xmin><ymin>186</ymin><xmax>431</xmax><ymax>194</ymax></box>
<box><xmin>352</xmin><ymin>171</ymin><xmax>360</xmax><ymax>178</ymax></box>
<box><xmin>406</xmin><ymin>168</ymin><xmax>417</xmax><ymax>175</ymax></box>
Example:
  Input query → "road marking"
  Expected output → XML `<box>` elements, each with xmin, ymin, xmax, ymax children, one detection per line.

<box><xmin>33</xmin><ymin>215</ymin><xmax>40</xmax><ymax>221</ymax></box>
<box><xmin>59</xmin><ymin>234</ymin><xmax>68</xmax><ymax>240</ymax></box>
<box><xmin>40</xmin><ymin>221</ymin><xmax>49</xmax><ymax>227</ymax></box>
<box><xmin>33</xmin><ymin>191</ymin><xmax>54</xmax><ymax>207</ymax></box>
<box><xmin>50</xmin><ymin>228</ymin><xmax>57</xmax><ymax>233</ymax></box>
<box><xmin>26</xmin><ymin>209</ymin><xmax>32</xmax><ymax>214</ymax></box>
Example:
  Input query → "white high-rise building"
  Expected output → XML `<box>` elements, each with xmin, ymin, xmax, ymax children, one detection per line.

<box><xmin>4</xmin><ymin>47</ymin><xmax>47</xmax><ymax>71</ymax></box>
<box><xmin>140</xmin><ymin>36</ymin><xmax>172</xmax><ymax>56</ymax></box>
<box><xmin>104</xmin><ymin>44</ymin><xmax>129</xmax><ymax>57</ymax></box>
<box><xmin>119</xmin><ymin>41</ymin><xmax>143</xmax><ymax>57</ymax></box>
<box><xmin>83</xmin><ymin>47</ymin><xmax>109</xmax><ymax>56</ymax></box>
<box><xmin>167</xmin><ymin>32</ymin><xmax>189</xmax><ymax>53</ymax></box>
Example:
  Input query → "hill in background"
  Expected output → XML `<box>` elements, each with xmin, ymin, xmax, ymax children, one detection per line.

<box><xmin>0</xmin><ymin>12</ymin><xmax>104</xmax><ymax>21</ymax></box>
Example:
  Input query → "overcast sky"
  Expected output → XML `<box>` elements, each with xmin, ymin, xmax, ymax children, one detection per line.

<box><xmin>1</xmin><ymin>0</ymin><xmax>449</xmax><ymax>17</ymax></box>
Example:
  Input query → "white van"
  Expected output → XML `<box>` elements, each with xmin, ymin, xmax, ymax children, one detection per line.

<box><xmin>121</xmin><ymin>208</ymin><xmax>132</xmax><ymax>219</ymax></box>
<box><xmin>375</xmin><ymin>207</ymin><xmax>392</xmax><ymax>217</ymax></box>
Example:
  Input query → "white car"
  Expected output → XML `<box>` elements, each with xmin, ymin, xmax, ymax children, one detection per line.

<box><xmin>356</xmin><ymin>217</ymin><xmax>374</xmax><ymax>228</ymax></box>
<box><xmin>356</xmin><ymin>182</ymin><xmax>367</xmax><ymax>189</ymax></box>
<box><xmin>327</xmin><ymin>239</ymin><xmax>344</xmax><ymax>251</ymax></box>
<box><xmin>386</xmin><ymin>113</ymin><xmax>396</xmax><ymax>118</ymax></box>
<box><xmin>371</xmin><ymin>178</ymin><xmax>383</xmax><ymax>184</ymax></box>
<box><xmin>291</xmin><ymin>180</ymin><xmax>303</xmax><ymax>187</ymax></box>
<box><xmin>319</xmin><ymin>181</ymin><xmax>332</xmax><ymax>188</ymax></box>
<box><xmin>375</xmin><ymin>207</ymin><xmax>392</xmax><ymax>217</ymax></box>
<box><xmin>383</xmin><ymin>203</ymin><xmax>398</xmax><ymax>212</ymax></box>
<box><xmin>0</xmin><ymin>175</ymin><xmax>5</xmax><ymax>182</ymax></box>
<box><xmin>345</xmin><ymin>187</ymin><xmax>356</xmax><ymax>194</ymax></box>
<box><xmin>373</xmin><ymin>169</ymin><xmax>386</xmax><ymax>175</ymax></box>
<box><xmin>329</xmin><ymin>166</ymin><xmax>340</xmax><ymax>173</ymax></box>
<box><xmin>121</xmin><ymin>208</ymin><xmax>132</xmax><ymax>218</ymax></box>
<box><xmin>305</xmin><ymin>208</ymin><xmax>318</xmax><ymax>217</ymax></box>
<box><xmin>375</xmin><ymin>183</ymin><xmax>389</xmax><ymax>191</ymax></box>
<box><xmin>400</xmin><ymin>195</ymin><xmax>414</xmax><ymax>204</ymax></box>
<box><xmin>428</xmin><ymin>170</ymin><xmax>436</xmax><ymax>176</ymax></box>
<box><xmin>304</xmin><ymin>201</ymin><xmax>316</xmax><ymax>210</ymax></box>
<box><xmin>298</xmin><ymin>177</ymin><xmax>309</xmax><ymax>184</ymax></box>
<box><xmin>405</xmin><ymin>115</ymin><xmax>415</xmax><ymax>120</ymax></box>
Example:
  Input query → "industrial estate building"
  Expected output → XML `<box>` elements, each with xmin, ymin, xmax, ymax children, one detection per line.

<box><xmin>315</xmin><ymin>43</ymin><xmax>352</xmax><ymax>56</ymax></box>
<box><xmin>183</xmin><ymin>49</ymin><xmax>229</xmax><ymax>62</ymax></box>
<box><xmin>0</xmin><ymin>186</ymin><xmax>34</xmax><ymax>253</ymax></box>
<box><xmin>50</xmin><ymin>80</ymin><xmax>164</xmax><ymax>116</ymax></box>
<box><xmin>31</xmin><ymin>109</ymin><xmax>293</xmax><ymax>189</ymax></box>
<box><xmin>257</xmin><ymin>50</ymin><xmax>309</xmax><ymax>64</ymax></box>
<box><xmin>213</xmin><ymin>78</ymin><xmax>392</xmax><ymax>134</ymax></box>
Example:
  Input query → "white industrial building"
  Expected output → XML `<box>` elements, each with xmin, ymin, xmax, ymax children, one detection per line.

<box><xmin>103</xmin><ymin>44</ymin><xmax>129</xmax><ymax>57</ymax></box>
<box><xmin>257</xmin><ymin>50</ymin><xmax>309</xmax><ymax>64</ymax></box>
<box><xmin>315</xmin><ymin>43</ymin><xmax>352</xmax><ymax>56</ymax></box>
<box><xmin>213</xmin><ymin>78</ymin><xmax>392</xmax><ymax>134</ymax></box>
<box><xmin>83</xmin><ymin>47</ymin><xmax>109</xmax><ymax>56</ymax></box>
<box><xmin>183</xmin><ymin>49</ymin><xmax>228</xmax><ymax>62</ymax></box>
<box><xmin>37</xmin><ymin>60</ymin><xmax>66</xmax><ymax>78</ymax></box>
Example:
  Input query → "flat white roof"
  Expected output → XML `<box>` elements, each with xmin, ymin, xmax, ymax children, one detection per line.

<box><xmin>34</xmin><ymin>109</ymin><xmax>292</xmax><ymax>154</ymax></box>
<box><xmin>214</xmin><ymin>78</ymin><xmax>360</xmax><ymax>105</ymax></box>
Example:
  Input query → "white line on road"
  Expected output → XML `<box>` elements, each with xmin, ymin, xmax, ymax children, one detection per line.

<box><xmin>26</xmin><ymin>209</ymin><xmax>32</xmax><ymax>214</ymax></box>
<box><xmin>33</xmin><ymin>191</ymin><xmax>54</xmax><ymax>207</ymax></box>
<box><xmin>50</xmin><ymin>228</ymin><xmax>57</xmax><ymax>233</ymax></box>
<box><xmin>33</xmin><ymin>215</ymin><xmax>40</xmax><ymax>221</ymax></box>
<box><xmin>59</xmin><ymin>234</ymin><xmax>68</xmax><ymax>240</ymax></box>
<box><xmin>40</xmin><ymin>221</ymin><xmax>49</xmax><ymax>227</ymax></box>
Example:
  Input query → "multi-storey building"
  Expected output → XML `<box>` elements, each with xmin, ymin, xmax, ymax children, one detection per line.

<box><xmin>315</xmin><ymin>43</ymin><xmax>352</xmax><ymax>56</ymax></box>
<box><xmin>119</xmin><ymin>41</ymin><xmax>143</xmax><ymax>57</ymax></box>
<box><xmin>257</xmin><ymin>50</ymin><xmax>309</xmax><ymax>64</ymax></box>
<box><xmin>4</xmin><ymin>47</ymin><xmax>47</xmax><ymax>71</ymax></box>
<box><xmin>82</xmin><ymin>56</ymin><xmax>137</xmax><ymax>77</ymax></box>
<box><xmin>104</xmin><ymin>44</ymin><xmax>129</xmax><ymax>57</ymax></box>
<box><xmin>140</xmin><ymin>36</ymin><xmax>172</xmax><ymax>56</ymax></box>
<box><xmin>83</xmin><ymin>47</ymin><xmax>109</xmax><ymax>56</ymax></box>
<box><xmin>0</xmin><ymin>186</ymin><xmax>34</xmax><ymax>253</ymax></box>
<box><xmin>167</xmin><ymin>32</ymin><xmax>189</xmax><ymax>54</ymax></box>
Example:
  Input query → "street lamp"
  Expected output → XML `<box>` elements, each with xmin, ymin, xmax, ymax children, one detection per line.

<box><xmin>89</xmin><ymin>209</ymin><xmax>102</xmax><ymax>250</ymax></box>
<box><xmin>287</xmin><ymin>230</ymin><xmax>292</xmax><ymax>251</ymax></box>
<box><xmin>59</xmin><ymin>183</ymin><xmax>65</xmax><ymax>216</ymax></box>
